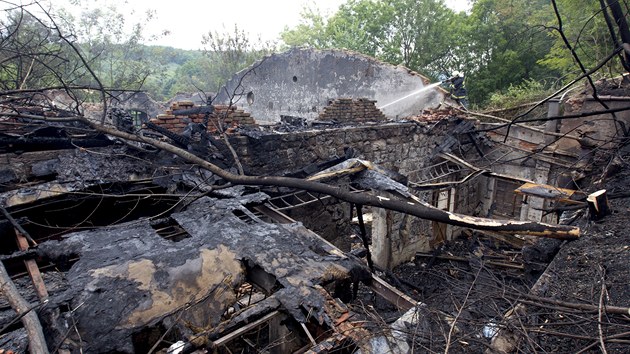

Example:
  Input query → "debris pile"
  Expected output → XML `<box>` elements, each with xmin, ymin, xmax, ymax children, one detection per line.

<box><xmin>408</xmin><ymin>106</ymin><xmax>461</xmax><ymax>122</ymax></box>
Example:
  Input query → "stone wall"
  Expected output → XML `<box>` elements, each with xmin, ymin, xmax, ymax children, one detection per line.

<box><xmin>234</xmin><ymin>121</ymin><xmax>443</xmax><ymax>179</ymax></box>
<box><xmin>144</xmin><ymin>98</ymin><xmax>482</xmax><ymax>267</ymax></box>
<box><xmin>230</xmin><ymin>121</ymin><xmax>467</xmax><ymax>264</ymax></box>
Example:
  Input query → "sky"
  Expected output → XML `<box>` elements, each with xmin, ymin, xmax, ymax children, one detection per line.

<box><xmin>55</xmin><ymin>0</ymin><xmax>471</xmax><ymax>50</ymax></box>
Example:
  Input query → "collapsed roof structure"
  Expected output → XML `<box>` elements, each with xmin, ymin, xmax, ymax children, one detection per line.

<box><xmin>1</xmin><ymin>49</ymin><xmax>630</xmax><ymax>354</ymax></box>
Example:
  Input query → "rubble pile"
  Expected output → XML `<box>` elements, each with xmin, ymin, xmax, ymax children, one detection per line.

<box><xmin>408</xmin><ymin>106</ymin><xmax>461</xmax><ymax>122</ymax></box>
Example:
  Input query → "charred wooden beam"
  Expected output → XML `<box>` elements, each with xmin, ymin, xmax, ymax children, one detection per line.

<box><xmin>587</xmin><ymin>189</ymin><xmax>611</xmax><ymax>221</ymax></box>
<box><xmin>0</xmin><ymin>135</ymin><xmax>112</xmax><ymax>153</ymax></box>
<box><xmin>0</xmin><ymin>207</ymin><xmax>36</xmax><ymax>246</ymax></box>
<box><xmin>212</xmin><ymin>311</ymin><xmax>281</xmax><ymax>347</ymax></box>
<box><xmin>14</xmin><ymin>230</ymin><xmax>48</xmax><ymax>300</ymax></box>
<box><xmin>368</xmin><ymin>274</ymin><xmax>416</xmax><ymax>312</ymax></box>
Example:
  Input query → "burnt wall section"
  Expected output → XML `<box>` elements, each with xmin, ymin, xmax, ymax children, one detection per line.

<box><xmin>233</xmin><ymin>121</ymin><xmax>442</xmax><ymax>179</ymax></box>
<box><xmin>215</xmin><ymin>48</ymin><xmax>446</xmax><ymax>123</ymax></box>
<box><xmin>35</xmin><ymin>194</ymin><xmax>371</xmax><ymax>353</ymax></box>
<box><xmin>231</xmin><ymin>121</ymin><xmax>459</xmax><ymax>255</ymax></box>
<box><xmin>478</xmin><ymin>121</ymin><xmax>571</xmax><ymax>223</ymax></box>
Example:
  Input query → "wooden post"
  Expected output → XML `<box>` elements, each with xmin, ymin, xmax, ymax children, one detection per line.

<box><xmin>587</xmin><ymin>190</ymin><xmax>611</xmax><ymax>221</ymax></box>
<box><xmin>15</xmin><ymin>230</ymin><xmax>49</xmax><ymax>300</ymax></box>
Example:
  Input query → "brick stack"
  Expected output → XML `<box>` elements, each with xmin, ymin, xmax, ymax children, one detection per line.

<box><xmin>211</xmin><ymin>105</ymin><xmax>256</xmax><ymax>132</ymax></box>
<box><xmin>318</xmin><ymin>98</ymin><xmax>387</xmax><ymax>124</ymax></box>
<box><xmin>149</xmin><ymin>101</ymin><xmax>256</xmax><ymax>134</ymax></box>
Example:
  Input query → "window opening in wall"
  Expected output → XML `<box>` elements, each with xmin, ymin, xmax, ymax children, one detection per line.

<box><xmin>127</xmin><ymin>109</ymin><xmax>147</xmax><ymax>128</ymax></box>
<box><xmin>432</xmin><ymin>188</ymin><xmax>452</xmax><ymax>244</ymax></box>
<box><xmin>247</xmin><ymin>91</ymin><xmax>254</xmax><ymax>105</ymax></box>
<box><xmin>493</xmin><ymin>180</ymin><xmax>524</xmax><ymax>219</ymax></box>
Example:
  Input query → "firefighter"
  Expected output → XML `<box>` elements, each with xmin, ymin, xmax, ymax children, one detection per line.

<box><xmin>448</xmin><ymin>71</ymin><xmax>468</xmax><ymax>109</ymax></box>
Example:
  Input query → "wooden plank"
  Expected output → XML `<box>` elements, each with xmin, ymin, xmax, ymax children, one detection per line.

<box><xmin>369</xmin><ymin>274</ymin><xmax>416</xmax><ymax>312</ymax></box>
<box><xmin>15</xmin><ymin>230</ymin><xmax>48</xmax><ymax>299</ymax></box>
<box><xmin>213</xmin><ymin>311</ymin><xmax>280</xmax><ymax>347</ymax></box>
<box><xmin>515</xmin><ymin>182</ymin><xmax>578</xmax><ymax>200</ymax></box>
<box><xmin>587</xmin><ymin>189</ymin><xmax>611</xmax><ymax>220</ymax></box>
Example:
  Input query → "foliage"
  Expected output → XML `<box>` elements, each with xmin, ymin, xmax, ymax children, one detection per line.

<box><xmin>4</xmin><ymin>0</ymin><xmax>629</xmax><ymax>109</ymax></box>
<box><xmin>281</xmin><ymin>0</ymin><xmax>456</xmax><ymax>80</ymax></box>
<box><xmin>280</xmin><ymin>0</ymin><xmax>628</xmax><ymax>107</ymax></box>
<box><xmin>201</xmin><ymin>25</ymin><xmax>277</xmax><ymax>93</ymax></box>
<box><xmin>0</xmin><ymin>9</ymin><xmax>67</xmax><ymax>90</ymax></box>
<box><xmin>537</xmin><ymin>0</ymin><xmax>627</xmax><ymax>79</ymax></box>
<box><xmin>281</xmin><ymin>5</ymin><xmax>333</xmax><ymax>49</ymax></box>
<box><xmin>486</xmin><ymin>78</ymin><xmax>554</xmax><ymax>109</ymax></box>
<box><xmin>55</xmin><ymin>1</ymin><xmax>163</xmax><ymax>93</ymax></box>
<box><xmin>458</xmin><ymin>0</ymin><xmax>558</xmax><ymax>105</ymax></box>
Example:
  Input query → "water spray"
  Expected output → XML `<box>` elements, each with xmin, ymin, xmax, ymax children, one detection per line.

<box><xmin>377</xmin><ymin>81</ymin><xmax>443</xmax><ymax>110</ymax></box>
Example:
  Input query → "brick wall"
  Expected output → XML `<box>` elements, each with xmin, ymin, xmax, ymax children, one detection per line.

<box><xmin>149</xmin><ymin>101</ymin><xmax>256</xmax><ymax>134</ymax></box>
<box><xmin>318</xmin><ymin>98</ymin><xmax>387</xmax><ymax>123</ymax></box>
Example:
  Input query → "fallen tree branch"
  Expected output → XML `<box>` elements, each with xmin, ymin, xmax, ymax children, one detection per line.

<box><xmin>509</xmin><ymin>293</ymin><xmax>630</xmax><ymax>316</ymax></box>
<box><xmin>82</xmin><ymin>119</ymin><xmax>580</xmax><ymax>239</ymax></box>
<box><xmin>1</xmin><ymin>206</ymin><xmax>36</xmax><ymax>246</ymax></box>
<box><xmin>0</xmin><ymin>261</ymin><xmax>49</xmax><ymax>353</ymax></box>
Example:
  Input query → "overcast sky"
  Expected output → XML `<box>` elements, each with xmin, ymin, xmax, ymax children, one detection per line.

<box><xmin>55</xmin><ymin>0</ymin><xmax>471</xmax><ymax>50</ymax></box>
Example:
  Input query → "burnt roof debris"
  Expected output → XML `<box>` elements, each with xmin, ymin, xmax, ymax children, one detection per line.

<box><xmin>33</xmin><ymin>194</ymin><xmax>371</xmax><ymax>353</ymax></box>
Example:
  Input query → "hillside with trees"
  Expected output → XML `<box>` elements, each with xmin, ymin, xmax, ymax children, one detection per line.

<box><xmin>1</xmin><ymin>0</ymin><xmax>629</xmax><ymax>108</ymax></box>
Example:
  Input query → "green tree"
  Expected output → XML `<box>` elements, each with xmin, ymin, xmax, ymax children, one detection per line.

<box><xmin>537</xmin><ymin>0</ymin><xmax>628</xmax><ymax>78</ymax></box>
<box><xmin>459</xmin><ymin>0</ymin><xmax>557</xmax><ymax>105</ymax></box>
<box><xmin>282</xmin><ymin>0</ymin><xmax>457</xmax><ymax>80</ymax></box>
<box><xmin>380</xmin><ymin>0</ymin><xmax>455</xmax><ymax>77</ymax></box>
<box><xmin>57</xmin><ymin>1</ymin><xmax>163</xmax><ymax>91</ymax></box>
<box><xmin>0</xmin><ymin>9</ymin><xmax>67</xmax><ymax>90</ymax></box>
<box><xmin>201</xmin><ymin>25</ymin><xmax>277</xmax><ymax>91</ymax></box>
<box><xmin>325</xmin><ymin>0</ymin><xmax>392</xmax><ymax>57</ymax></box>
<box><xmin>281</xmin><ymin>5</ymin><xmax>333</xmax><ymax>49</ymax></box>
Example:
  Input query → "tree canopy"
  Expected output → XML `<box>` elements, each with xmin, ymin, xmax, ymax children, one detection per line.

<box><xmin>281</xmin><ymin>0</ymin><xmax>630</xmax><ymax>107</ymax></box>
<box><xmin>2</xmin><ymin>0</ymin><xmax>628</xmax><ymax>107</ymax></box>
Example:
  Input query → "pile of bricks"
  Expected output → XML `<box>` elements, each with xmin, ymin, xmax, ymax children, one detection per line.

<box><xmin>149</xmin><ymin>101</ymin><xmax>256</xmax><ymax>134</ymax></box>
<box><xmin>408</xmin><ymin>106</ymin><xmax>458</xmax><ymax>122</ymax></box>
<box><xmin>318</xmin><ymin>98</ymin><xmax>387</xmax><ymax>124</ymax></box>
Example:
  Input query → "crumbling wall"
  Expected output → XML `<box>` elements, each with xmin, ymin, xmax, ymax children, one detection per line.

<box><xmin>558</xmin><ymin>96</ymin><xmax>630</xmax><ymax>156</ymax></box>
<box><xmin>318</xmin><ymin>98</ymin><xmax>387</xmax><ymax>123</ymax></box>
<box><xmin>235</xmin><ymin>122</ymin><xmax>441</xmax><ymax>179</ymax></box>
<box><xmin>232</xmin><ymin>121</ymin><xmax>457</xmax><ymax>260</ymax></box>
<box><xmin>150</xmin><ymin>102</ymin><xmax>256</xmax><ymax>134</ymax></box>
<box><xmin>215</xmin><ymin>48</ymin><xmax>446</xmax><ymax>123</ymax></box>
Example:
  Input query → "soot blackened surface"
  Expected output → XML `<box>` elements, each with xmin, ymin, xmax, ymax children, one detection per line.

<box><xmin>38</xmin><ymin>221</ymin><xmax>244</xmax><ymax>353</ymax></box>
<box><xmin>173</xmin><ymin>194</ymin><xmax>372</xmax><ymax>325</ymax></box>
<box><xmin>37</xmin><ymin>193</ymin><xmax>370</xmax><ymax>353</ymax></box>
